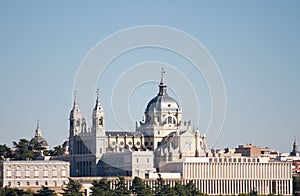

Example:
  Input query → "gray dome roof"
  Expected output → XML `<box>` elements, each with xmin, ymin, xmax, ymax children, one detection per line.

<box><xmin>32</xmin><ymin>136</ymin><xmax>49</xmax><ymax>147</ymax></box>
<box><xmin>146</xmin><ymin>95</ymin><xmax>179</xmax><ymax>112</ymax></box>
<box><xmin>32</xmin><ymin>121</ymin><xmax>49</xmax><ymax>149</ymax></box>
<box><xmin>145</xmin><ymin>68</ymin><xmax>180</xmax><ymax>113</ymax></box>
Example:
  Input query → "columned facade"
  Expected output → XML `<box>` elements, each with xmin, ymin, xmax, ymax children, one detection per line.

<box><xmin>160</xmin><ymin>157</ymin><xmax>293</xmax><ymax>195</ymax></box>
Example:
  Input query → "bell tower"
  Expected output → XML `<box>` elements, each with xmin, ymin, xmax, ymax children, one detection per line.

<box><xmin>92</xmin><ymin>89</ymin><xmax>106</xmax><ymax>161</ymax></box>
<box><xmin>69</xmin><ymin>91</ymin><xmax>82</xmax><ymax>136</ymax></box>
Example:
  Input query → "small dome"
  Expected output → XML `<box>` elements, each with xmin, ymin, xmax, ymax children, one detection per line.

<box><xmin>31</xmin><ymin>136</ymin><xmax>49</xmax><ymax>148</ymax></box>
<box><xmin>31</xmin><ymin>120</ymin><xmax>49</xmax><ymax>149</ymax></box>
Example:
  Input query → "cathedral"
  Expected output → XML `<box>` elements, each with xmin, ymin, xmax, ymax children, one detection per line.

<box><xmin>65</xmin><ymin>68</ymin><xmax>208</xmax><ymax>177</ymax></box>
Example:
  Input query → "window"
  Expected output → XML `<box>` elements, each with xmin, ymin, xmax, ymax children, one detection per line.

<box><xmin>17</xmin><ymin>182</ymin><xmax>20</xmax><ymax>186</ymax></box>
<box><xmin>45</xmin><ymin>181</ymin><xmax>48</xmax><ymax>186</ymax></box>
<box><xmin>43</xmin><ymin>167</ymin><xmax>48</xmax><ymax>178</ymax></box>
<box><xmin>26</xmin><ymin>182</ymin><xmax>30</xmax><ymax>186</ymax></box>
<box><xmin>34</xmin><ymin>167</ymin><xmax>39</xmax><ymax>178</ymax></box>
<box><xmin>147</xmin><ymin>158</ymin><xmax>149</xmax><ymax>163</ymax></box>
<box><xmin>25</xmin><ymin>167</ymin><xmax>30</xmax><ymax>178</ymax></box>
<box><xmin>7</xmin><ymin>170</ymin><xmax>12</xmax><ymax>178</ymax></box>
<box><xmin>136</xmin><ymin>158</ymin><xmax>139</xmax><ymax>163</ymax></box>
<box><xmin>8</xmin><ymin>182</ymin><xmax>11</xmax><ymax>187</ymax></box>
<box><xmin>62</xmin><ymin>169</ymin><xmax>66</xmax><ymax>178</ymax></box>
<box><xmin>187</xmin><ymin>143</ymin><xmax>191</xmax><ymax>151</ymax></box>
<box><xmin>36</xmin><ymin>181</ymin><xmax>39</xmax><ymax>186</ymax></box>
<box><xmin>52</xmin><ymin>167</ymin><xmax>57</xmax><ymax>178</ymax></box>
<box><xmin>16</xmin><ymin>167</ymin><xmax>21</xmax><ymax>178</ymax></box>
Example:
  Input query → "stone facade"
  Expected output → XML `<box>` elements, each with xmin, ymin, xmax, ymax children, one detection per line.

<box><xmin>0</xmin><ymin>160</ymin><xmax>69</xmax><ymax>189</ymax></box>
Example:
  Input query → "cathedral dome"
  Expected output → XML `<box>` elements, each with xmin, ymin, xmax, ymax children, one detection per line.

<box><xmin>31</xmin><ymin>121</ymin><xmax>49</xmax><ymax>150</ymax></box>
<box><xmin>146</xmin><ymin>95</ymin><xmax>179</xmax><ymax>113</ymax></box>
<box><xmin>145</xmin><ymin>68</ymin><xmax>180</xmax><ymax>113</ymax></box>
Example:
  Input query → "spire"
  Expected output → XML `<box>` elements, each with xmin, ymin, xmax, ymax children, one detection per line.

<box><xmin>94</xmin><ymin>88</ymin><xmax>102</xmax><ymax>111</ymax></box>
<box><xmin>96</xmin><ymin>88</ymin><xmax>101</xmax><ymax>105</ymax></box>
<box><xmin>35</xmin><ymin>119</ymin><xmax>42</xmax><ymax>137</ymax></box>
<box><xmin>37</xmin><ymin>118</ymin><xmax>40</xmax><ymax>129</ymax></box>
<box><xmin>73</xmin><ymin>90</ymin><xmax>78</xmax><ymax>108</ymax></box>
<box><xmin>291</xmin><ymin>136</ymin><xmax>299</xmax><ymax>156</ymax></box>
<box><xmin>158</xmin><ymin>67</ymin><xmax>167</xmax><ymax>96</ymax></box>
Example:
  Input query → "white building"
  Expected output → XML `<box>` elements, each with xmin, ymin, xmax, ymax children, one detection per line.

<box><xmin>58</xmin><ymin>67</ymin><xmax>293</xmax><ymax>195</ymax></box>
<box><xmin>159</xmin><ymin>156</ymin><xmax>292</xmax><ymax>195</ymax></box>
<box><xmin>0</xmin><ymin>160</ymin><xmax>70</xmax><ymax>189</ymax></box>
<box><xmin>98</xmin><ymin>150</ymin><xmax>155</xmax><ymax>178</ymax></box>
<box><xmin>63</xmin><ymin>68</ymin><xmax>208</xmax><ymax>177</ymax></box>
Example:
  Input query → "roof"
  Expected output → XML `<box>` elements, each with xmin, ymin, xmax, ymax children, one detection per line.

<box><xmin>106</xmin><ymin>131</ymin><xmax>143</xmax><ymax>137</ymax></box>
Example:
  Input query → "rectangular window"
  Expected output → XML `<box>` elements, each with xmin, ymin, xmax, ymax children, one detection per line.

<box><xmin>62</xmin><ymin>170</ymin><xmax>66</xmax><ymax>178</ymax></box>
<box><xmin>52</xmin><ymin>170</ymin><xmax>57</xmax><ymax>177</ymax></box>
<box><xmin>147</xmin><ymin>158</ymin><xmax>149</xmax><ymax>163</ymax></box>
<box><xmin>7</xmin><ymin>170</ymin><xmax>12</xmax><ymax>178</ymax></box>
<box><xmin>34</xmin><ymin>170</ymin><xmax>39</xmax><ymax>178</ymax></box>
<box><xmin>16</xmin><ymin>170</ymin><xmax>21</xmax><ymax>178</ymax></box>
<box><xmin>43</xmin><ymin>170</ymin><xmax>48</xmax><ymax>178</ymax></box>
<box><xmin>136</xmin><ymin>158</ymin><xmax>139</xmax><ymax>163</ymax></box>
<box><xmin>25</xmin><ymin>170</ymin><xmax>30</xmax><ymax>178</ymax></box>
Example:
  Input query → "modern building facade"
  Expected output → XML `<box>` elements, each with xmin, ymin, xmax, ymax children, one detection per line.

<box><xmin>159</xmin><ymin>157</ymin><xmax>293</xmax><ymax>195</ymax></box>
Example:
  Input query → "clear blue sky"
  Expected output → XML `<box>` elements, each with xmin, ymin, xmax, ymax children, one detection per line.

<box><xmin>0</xmin><ymin>1</ymin><xmax>299</xmax><ymax>152</ymax></box>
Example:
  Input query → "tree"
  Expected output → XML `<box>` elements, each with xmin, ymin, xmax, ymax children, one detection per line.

<box><xmin>154</xmin><ymin>175</ymin><xmax>176</xmax><ymax>196</ymax></box>
<box><xmin>12</xmin><ymin>139</ymin><xmax>43</xmax><ymax>160</ymax></box>
<box><xmin>62</xmin><ymin>178</ymin><xmax>83</xmax><ymax>196</ymax></box>
<box><xmin>90</xmin><ymin>179</ymin><xmax>113</xmax><ymax>196</ymax></box>
<box><xmin>50</xmin><ymin>145</ymin><xmax>65</xmax><ymax>156</ymax></box>
<box><xmin>174</xmin><ymin>182</ymin><xmax>187</xmax><ymax>196</ymax></box>
<box><xmin>130</xmin><ymin>177</ymin><xmax>152</xmax><ymax>196</ymax></box>
<box><xmin>0</xmin><ymin>144</ymin><xmax>12</xmax><ymax>160</ymax></box>
<box><xmin>35</xmin><ymin>186</ymin><xmax>56</xmax><ymax>196</ymax></box>
<box><xmin>184</xmin><ymin>180</ymin><xmax>206</xmax><ymax>196</ymax></box>
<box><xmin>249</xmin><ymin>190</ymin><xmax>258</xmax><ymax>196</ymax></box>
<box><xmin>294</xmin><ymin>177</ymin><xmax>300</xmax><ymax>196</ymax></box>
<box><xmin>114</xmin><ymin>176</ymin><xmax>130</xmax><ymax>196</ymax></box>
<box><xmin>0</xmin><ymin>186</ymin><xmax>34</xmax><ymax>196</ymax></box>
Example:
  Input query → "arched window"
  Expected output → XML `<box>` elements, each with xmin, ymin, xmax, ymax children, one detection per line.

<box><xmin>164</xmin><ymin>115</ymin><xmax>177</xmax><ymax>125</ymax></box>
